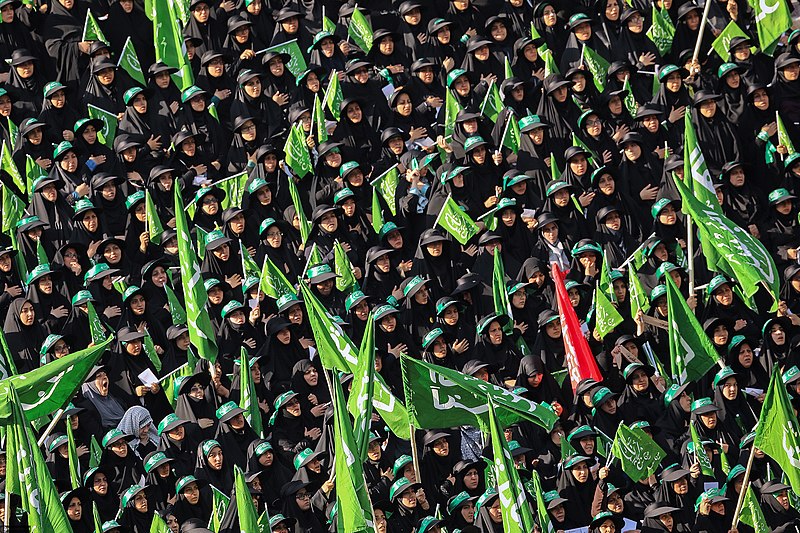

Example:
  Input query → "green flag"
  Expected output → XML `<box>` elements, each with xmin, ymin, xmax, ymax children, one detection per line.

<box><xmin>572</xmin><ymin>132</ymin><xmax>599</xmax><ymax>167</ymax></box>
<box><xmin>582</xmin><ymin>44</ymin><xmax>610</xmax><ymax>92</ymax></box>
<box><xmin>332</xmin><ymin>376</ymin><xmax>375</xmax><ymax>532</ymax></box>
<box><xmin>238</xmin><ymin>347</ymin><xmax>263</xmax><ymax>438</ymax></box>
<box><xmin>284</xmin><ymin>123</ymin><xmax>313</xmax><ymax>179</ymax></box>
<box><xmin>86</xmin><ymin>300</ymin><xmax>108</xmax><ymax>345</ymax></box>
<box><xmin>218</xmin><ymin>171</ymin><xmax>249</xmax><ymax>210</ymax></box>
<box><xmin>174</xmin><ymin>183</ymin><xmax>218</xmax><ymax>362</ymax></box>
<box><xmin>25</xmin><ymin>155</ymin><xmax>47</xmax><ymax>199</ymax></box>
<box><xmin>488</xmin><ymin>400</ymin><xmax>536</xmax><ymax>533</ymax></box>
<box><xmin>66</xmin><ymin>418</ymin><xmax>81</xmax><ymax>489</ymax></box>
<box><xmin>623</xmin><ymin>76</ymin><xmax>638</xmax><ymax>116</ymax></box>
<box><xmin>348</xmin><ymin>6</ymin><xmax>373</xmax><ymax>53</ymax></box>
<box><xmin>492</xmin><ymin>250</ymin><xmax>511</xmax><ymax>318</ymax></box>
<box><xmin>481</xmin><ymin>80</ymin><xmax>504</xmax><ymax>123</ymax></box>
<box><xmin>777</xmin><ymin>110</ymin><xmax>796</xmax><ymax>154</ymax></box>
<box><xmin>259</xmin><ymin>256</ymin><xmax>295</xmax><ymax>300</ymax></box>
<box><xmin>370</xmin><ymin>164</ymin><xmax>399</xmax><ymax>216</ymax></box>
<box><xmin>530</xmin><ymin>469</ymin><xmax>555</xmax><ymax>533</ymax></box>
<box><xmin>1</xmin><ymin>184</ymin><xmax>25</xmax><ymax>236</ymax></box>
<box><xmin>691</xmin><ymin>421</ymin><xmax>715</xmax><ymax>476</ymax></box>
<box><xmin>542</xmin><ymin>48</ymin><xmax>559</xmax><ymax>75</ymax></box>
<box><xmin>4</xmin><ymin>386</ymin><xmax>72</xmax><ymax>532</ymax></box>
<box><xmin>333</xmin><ymin>241</ymin><xmax>357</xmax><ymax>293</ymax></box>
<box><xmin>82</xmin><ymin>9</ymin><xmax>107</xmax><ymax>42</ymax></box>
<box><xmin>298</xmin><ymin>282</ymin><xmax>410</xmax><ymax>439</ymax></box>
<box><xmin>347</xmin><ymin>312</ymin><xmax>375</xmax><ymax>461</ymax></box>
<box><xmin>150</xmin><ymin>513</ymin><xmax>171</xmax><ymax>533</ymax></box>
<box><xmin>164</xmin><ymin>284</ymin><xmax>186</xmax><ymax>324</ymax></box>
<box><xmin>118</xmin><ymin>37</ymin><xmax>146</xmax><ymax>86</ymax></box>
<box><xmin>673</xmin><ymin>167</ymin><xmax>780</xmax><ymax>307</ymax></box>
<box><xmin>434</xmin><ymin>194</ymin><xmax>480</xmax><ymax>245</ymax></box>
<box><xmin>161</xmin><ymin>362</ymin><xmax>191</xmax><ymax>407</ymax></box>
<box><xmin>401</xmin><ymin>356</ymin><xmax>558</xmax><ymax>431</ymax></box>
<box><xmin>371</xmin><ymin>190</ymin><xmax>384</xmax><ymax>233</ymax></box>
<box><xmin>502</xmin><ymin>111</ymin><xmax>521</xmax><ymax>153</ymax></box>
<box><xmin>504</xmin><ymin>56</ymin><xmax>514</xmax><ymax>80</ymax></box>
<box><xmin>684</xmin><ymin>108</ymin><xmax>720</xmax><ymax>211</ymax></box>
<box><xmin>313</xmin><ymin>93</ymin><xmax>328</xmax><ymax>143</ymax></box>
<box><xmin>611</xmin><ymin>423</ymin><xmax>666</xmax><ymax>481</ymax></box>
<box><xmin>754</xmin><ymin>367</ymin><xmax>800</xmax><ymax>493</ymax></box>
<box><xmin>665</xmin><ymin>275</ymin><xmax>719</xmax><ymax>383</ymax></box>
<box><xmin>1</xmin><ymin>140</ymin><xmax>24</xmax><ymax>195</ymax></box>
<box><xmin>444</xmin><ymin>88</ymin><xmax>462</xmax><ymax>138</ymax></box>
<box><xmin>595</xmin><ymin>288</ymin><xmax>624</xmax><ymax>339</ymax></box>
<box><xmin>145</xmin><ymin>189</ymin><xmax>164</xmax><ymax>245</ymax></box>
<box><xmin>239</xmin><ymin>241</ymin><xmax>261</xmax><ymax>279</ymax></box>
<box><xmin>209</xmin><ymin>485</ymin><xmax>230</xmax><ymax>532</ymax></box>
<box><xmin>324</xmin><ymin>71</ymin><xmax>342</xmax><ymax>121</ymax></box>
<box><xmin>7</xmin><ymin>116</ymin><xmax>18</xmax><ymax>147</ymax></box>
<box><xmin>754</xmin><ymin>0</ymin><xmax>791</xmax><ymax>55</ymax></box>
<box><xmin>739</xmin><ymin>484</ymin><xmax>770</xmax><ymax>533</ymax></box>
<box><xmin>0</xmin><ymin>327</ymin><xmax>16</xmax><ymax>378</ymax></box>
<box><xmin>233</xmin><ymin>465</ymin><xmax>260</xmax><ymax>530</ymax></box>
<box><xmin>153</xmin><ymin>0</ymin><xmax>194</xmax><ymax>91</ymax></box>
<box><xmin>262</xmin><ymin>39</ymin><xmax>308</xmax><ymax>77</ymax></box>
<box><xmin>711</xmin><ymin>21</ymin><xmax>749</xmax><ymax>61</ymax></box>
<box><xmin>89</xmin><ymin>435</ymin><xmax>102</xmax><ymax>468</ymax></box>
<box><xmin>287</xmin><ymin>174</ymin><xmax>311</xmax><ymax>243</ymax></box>
<box><xmin>143</xmin><ymin>330</ymin><xmax>162</xmax><ymax>372</ymax></box>
<box><xmin>92</xmin><ymin>502</ymin><xmax>102</xmax><ymax>533</ymax></box>
<box><xmin>647</xmin><ymin>5</ymin><xmax>675</xmax><ymax>55</ymax></box>
<box><xmin>628</xmin><ymin>264</ymin><xmax>650</xmax><ymax>319</ymax></box>
<box><xmin>322</xmin><ymin>14</ymin><xmax>336</xmax><ymax>33</ymax></box>
<box><xmin>87</xmin><ymin>104</ymin><xmax>118</xmax><ymax>147</ymax></box>
<box><xmin>0</xmin><ymin>337</ymin><xmax>112</xmax><ymax>421</ymax></box>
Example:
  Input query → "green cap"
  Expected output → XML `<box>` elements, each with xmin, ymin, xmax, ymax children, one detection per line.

<box><xmin>123</xmin><ymin>86</ymin><xmax>145</xmax><ymax>105</ymax></box>
<box><xmin>655</xmin><ymin>262</ymin><xmax>679</xmax><ymax>280</ymax></box>
<box><xmin>176</xmin><ymin>475</ymin><xmax>198</xmax><ymax>493</ymax></box>
<box><xmin>592</xmin><ymin>387</ymin><xmax>615</xmax><ymax>407</ymax></box>
<box><xmin>713</xmin><ymin>366</ymin><xmax>737</xmax><ymax>387</ymax></box>
<box><xmin>392</xmin><ymin>454</ymin><xmax>413</xmax><ymax>477</ymax></box>
<box><xmin>121</xmin><ymin>485</ymin><xmax>145</xmax><ymax>508</ymax></box>
<box><xmin>545</xmin><ymin>180</ymin><xmax>570</xmax><ymax>196</ymax></box>
<box><xmin>43</xmin><ymin>81</ymin><xmax>66</xmax><ymax>98</ymax></box>
<box><xmin>663</xmin><ymin>383</ymin><xmax>688</xmax><ymax>407</ymax></box>
<box><xmin>157</xmin><ymin>413</ymin><xmax>185</xmax><ymax>435</ymax></box>
<box><xmin>785</xmin><ymin>152</ymin><xmax>800</xmax><ymax>168</ymax></box>
<box><xmin>203</xmin><ymin>278</ymin><xmax>221</xmax><ymax>291</ymax></box>
<box><xmin>259</xmin><ymin>217</ymin><xmax>279</xmax><ymax>235</ymax></box>
<box><xmin>102</xmin><ymin>429</ymin><xmax>127</xmax><ymax>448</ymax></box>
<box><xmin>306</xmin><ymin>263</ymin><xmax>335</xmax><ymax>281</ymax></box>
<box><xmin>293</xmin><ymin>448</ymin><xmax>318</xmax><ymax>470</ymax></box>
<box><xmin>53</xmin><ymin>141</ymin><xmax>74</xmax><ymax>160</ymax></box>
<box><xmin>519</xmin><ymin>114</ymin><xmax>547</xmax><ymax>131</ymax></box>
<box><xmin>181</xmin><ymin>85</ymin><xmax>206</xmax><ymax>103</ymax></box>
<box><xmin>442</xmin><ymin>166</ymin><xmax>469</xmax><ymax>183</ymax></box>
<box><xmin>144</xmin><ymin>451</ymin><xmax>171</xmax><ymax>473</ymax></box>
<box><xmin>122</xmin><ymin>285</ymin><xmax>142</xmax><ymax>302</ymax></box>
<box><xmin>345</xmin><ymin>290</ymin><xmax>367</xmax><ymax>312</ymax></box>
<box><xmin>125</xmin><ymin>191</ymin><xmax>145</xmax><ymax>210</ymax></box>
<box><xmin>571</xmin><ymin>240</ymin><xmax>602</xmax><ymax>256</ymax></box>
<box><xmin>204</xmin><ymin>228</ymin><xmax>227</xmax><ymax>246</ymax></box>
<box><xmin>221</xmin><ymin>300</ymin><xmax>244</xmax><ymax>318</ymax></box>
<box><xmin>446</xmin><ymin>68</ymin><xmax>468</xmax><ymax>87</ymax></box>
<box><xmin>402</xmin><ymin>275</ymin><xmax>427</xmax><ymax>297</ymax></box>
<box><xmin>463</xmin><ymin>135</ymin><xmax>486</xmax><ymax>152</ymax></box>
<box><xmin>448</xmin><ymin>491</ymin><xmax>473</xmax><ymax>514</ymax></box>
<box><xmin>16</xmin><ymin>215</ymin><xmax>42</xmax><ymax>230</ymax></box>
<box><xmin>389</xmin><ymin>477</ymin><xmax>418</xmax><ymax>500</ymax></box>
<box><xmin>339</xmin><ymin>161</ymin><xmax>360</xmax><ymax>178</ymax></box>
<box><xmin>783</xmin><ymin>365</ymin><xmax>800</xmax><ymax>385</ymax></box>
<box><xmin>102</xmin><ymin>521</ymin><xmax>122</xmax><ymax>533</ymax></box>
<box><xmin>717</xmin><ymin>62</ymin><xmax>739</xmax><ymax>78</ymax></box>
<box><xmin>40</xmin><ymin>334</ymin><xmax>64</xmax><ymax>356</ymax></box>
<box><xmin>651</xmin><ymin>197</ymin><xmax>674</xmax><ymax>219</ymax></box>
<box><xmin>27</xmin><ymin>263</ymin><xmax>52</xmax><ymax>285</ymax></box>
<box><xmin>247</xmin><ymin>177</ymin><xmax>268</xmax><ymax>195</ymax></box>
<box><xmin>269</xmin><ymin>514</ymin><xmax>293</xmax><ymax>529</ymax></box>
<box><xmin>769</xmin><ymin>188</ymin><xmax>795</xmax><ymax>205</ymax></box>
<box><xmin>71</xmin><ymin>290</ymin><xmax>94</xmax><ymax>306</ymax></box>
<box><xmin>84</xmin><ymin>262</ymin><xmax>114</xmax><ymax>282</ymax></box>
<box><xmin>564</xmin><ymin>454</ymin><xmax>591</xmax><ymax>468</ymax></box>
<box><xmin>650</xmin><ymin>284</ymin><xmax>667</xmax><ymax>302</ymax></box>
<box><xmin>658</xmin><ymin>64</ymin><xmax>680</xmax><ymax>81</ymax></box>
<box><xmin>201</xmin><ymin>439</ymin><xmax>221</xmax><ymax>456</ymax></box>
<box><xmin>422</xmin><ymin>327</ymin><xmax>444</xmax><ymax>349</ymax></box>
<box><xmin>48</xmin><ymin>434</ymin><xmax>68</xmax><ymax>452</ymax></box>
<box><xmin>255</xmin><ymin>441</ymin><xmax>273</xmax><ymax>455</ymax></box>
<box><xmin>378</xmin><ymin>221</ymin><xmax>400</xmax><ymax>239</ymax></box>
<box><xmin>333</xmin><ymin>188</ymin><xmax>354</xmax><ymax>204</ymax></box>
<box><xmin>215</xmin><ymin>401</ymin><xmax>244</xmax><ymax>421</ymax></box>
<box><xmin>691</xmin><ymin>397</ymin><xmax>719</xmax><ymax>413</ymax></box>
<box><xmin>706</xmin><ymin>274</ymin><xmax>730</xmax><ymax>296</ymax></box>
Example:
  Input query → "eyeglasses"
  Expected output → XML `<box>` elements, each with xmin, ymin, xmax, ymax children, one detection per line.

<box><xmin>202</xmin><ymin>198</ymin><xmax>218</xmax><ymax>205</ymax></box>
<box><xmin>266</xmin><ymin>231</ymin><xmax>283</xmax><ymax>238</ymax></box>
<box><xmin>54</xmin><ymin>343</ymin><xmax>70</xmax><ymax>353</ymax></box>
<box><xmin>240</xmin><ymin>124</ymin><xmax>256</xmax><ymax>133</ymax></box>
<box><xmin>295</xmin><ymin>492</ymin><xmax>310</xmax><ymax>500</ymax></box>
<box><xmin>190</xmin><ymin>384</ymin><xmax>204</xmax><ymax>393</ymax></box>
<box><xmin>585</xmin><ymin>119</ymin><xmax>602</xmax><ymax>126</ymax></box>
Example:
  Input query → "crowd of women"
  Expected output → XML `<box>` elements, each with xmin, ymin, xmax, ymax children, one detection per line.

<box><xmin>2</xmin><ymin>0</ymin><xmax>800</xmax><ymax>531</ymax></box>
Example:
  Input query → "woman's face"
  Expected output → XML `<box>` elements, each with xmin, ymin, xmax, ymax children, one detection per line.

<box><xmin>375</xmin><ymin>253</ymin><xmax>391</xmax><ymax>273</ymax></box>
<box><xmin>600</xmin><ymin>397</ymin><xmax>617</xmax><ymax>414</ymax></box>
<box><xmin>712</xmin><ymin>284</ymin><xmax>733</xmax><ymax>306</ymax></box>
<box><xmin>233</xmin><ymin>25</ymin><xmax>250</xmax><ymax>44</ymax></box>
<box><xmin>735</xmin><ymin>343</ymin><xmax>753</xmax><ymax>368</ymax></box>
<box><xmin>285</xmin><ymin>396</ymin><xmax>301</xmax><ymax>417</ymax></box>
<box><xmin>280</xmin><ymin>15</ymin><xmax>299</xmax><ymax>34</ymax></box>
<box><xmin>626</xmin><ymin>11</ymin><xmax>644</xmax><ymax>33</ymax></box>
<box><xmin>0</xmin><ymin>94</ymin><xmax>11</xmax><ymax>118</ymax></box>
<box><xmin>207</xmin><ymin>446</ymin><xmax>223</xmax><ymax>470</ymax></box>
<box><xmin>553</xmin><ymin>86</ymin><xmax>568</xmax><ymax>102</ymax></box>
<box><xmin>678</xmin><ymin>391</ymin><xmax>692</xmax><ymax>412</ymax></box>
<box><xmin>658</xmin><ymin>204</ymin><xmax>677</xmax><ymax>225</ymax></box>
<box><xmin>569</xmin><ymin>155</ymin><xmax>588</xmax><ymax>176</ymax></box>
<box><xmin>574</xmin><ymin>22</ymin><xmax>592</xmax><ymax>40</ymax></box>
<box><xmin>324</xmin><ymin>149</ymin><xmax>342</xmax><ymax>168</ymax></box>
<box><xmin>258</xmin><ymin>450</ymin><xmax>273</xmax><ymax>467</ymax></box>
<box><xmin>541</xmin><ymin>221</ymin><xmax>559</xmax><ymax>243</ymax></box>
<box><xmin>490</xmin><ymin>20</ymin><xmax>507</xmax><ymax>42</ymax></box>
<box><xmin>0</xmin><ymin>254</ymin><xmax>10</xmax><ymax>273</ymax></box>
<box><xmin>712</xmin><ymin>324</ymin><xmax>729</xmax><ymax>346</ymax></box>
<box><xmin>37</xmin><ymin>274</ymin><xmax>53</xmax><ymax>295</ymax></box>
<box><xmin>276</xmin><ymin>328</ymin><xmax>292</xmax><ymax>345</ymax></box>
<box><xmin>604</xmin><ymin>211</ymin><xmax>622</xmax><ymax>231</ymax></box>
<box><xmin>642</xmin><ymin>115</ymin><xmax>660</xmax><ymax>132</ymax></box>
<box><xmin>665</xmin><ymin>71</ymin><xmax>683</xmax><ymax>92</ymax></box>
<box><xmin>228</xmin><ymin>309</ymin><xmax>246</xmax><ymax>326</ymax></box>
<box><xmin>501</xmin><ymin>208</ymin><xmax>517</xmax><ymax>227</ymax></box>
<box><xmin>96</xmin><ymin>67</ymin><xmax>115</xmax><ymax>86</ymax></box>
<box><xmin>353</xmin><ymin>66</ymin><xmax>370</xmax><ymax>84</ymax></box>
<box><xmin>243</xmin><ymin>76</ymin><xmax>262</xmax><ymax>98</ymax></box>
<box><xmin>92</xmin><ymin>472</ymin><xmax>108</xmax><ymax>495</ymax></box>
<box><xmin>545</xmin><ymin>319</ymin><xmax>562</xmax><ymax>339</ymax></box>
<box><xmin>132</xmin><ymin>491</ymin><xmax>148</xmax><ymax>513</ymax></box>
<box><xmin>50</xmin><ymin>89</ymin><xmax>66</xmax><ymax>109</ymax></box>
<box><xmin>568</xmin><ymin>287</ymin><xmax>581</xmax><ymax>307</ymax></box>
<box><xmin>94</xmin><ymin>371</ymin><xmax>109</xmax><ymax>396</ymax></box>
<box><xmin>60</xmin><ymin>151</ymin><xmax>78</xmax><ymax>173</ymax></box>
<box><xmin>395</xmin><ymin>93</ymin><xmax>413</xmax><ymax>117</ymax></box>
<box><xmin>122</xmin><ymin>146</ymin><xmax>138</xmax><ymax>163</ymax></box>
<box><xmin>474</xmin><ymin>44</ymin><xmax>490</xmax><ymax>62</ymax></box>
<box><xmin>685</xmin><ymin>9</ymin><xmax>700</xmax><ymax>30</ymax></box>
<box><xmin>268</xmin><ymin>57</ymin><xmax>285</xmax><ymax>77</ymax></box>
<box><xmin>319</xmin><ymin>37</ymin><xmax>335</xmax><ymax>57</ymax></box>
<box><xmin>699</xmin><ymin>100</ymin><xmax>717</xmax><ymax>118</ymax></box>
<box><xmin>346</xmin><ymin>103</ymin><xmax>363</xmax><ymax>123</ymax></box>
<box><xmin>613</xmin><ymin>280</ymin><xmax>627</xmax><ymax>302</ymax></box>
<box><xmin>487</xmin><ymin>321</ymin><xmax>504</xmax><ymax>345</ymax></box>
<box><xmin>783</xmin><ymin>63</ymin><xmax>800</xmax><ymax>81</ymax></box>
<box><xmin>605</xmin><ymin>0</ymin><xmax>620</xmax><ymax>20</ymax></box>
<box><xmin>752</xmin><ymin>88</ymin><xmax>770</xmax><ymax>110</ymax></box>
<box><xmin>182</xmin><ymin>481</ymin><xmax>200</xmax><ymax>505</ymax></box>
<box><xmin>700</xmin><ymin>412</ymin><xmax>717</xmax><ymax>429</ymax></box>
<box><xmin>591</xmin><ymin>173</ymin><xmax>615</xmax><ymax>199</ymax></box>
<box><xmin>15</xmin><ymin>60</ymin><xmax>33</xmax><ymax>79</ymax></box>
<box><xmin>128</xmin><ymin>294</ymin><xmax>145</xmax><ymax>316</ymax></box>
<box><xmin>67</xmin><ymin>497</ymin><xmax>82</xmax><ymax>521</ymax></box>
<box><xmin>721</xmin><ymin>376</ymin><xmax>738</xmax><ymax>400</ymax></box>
<box><xmin>453</xmin><ymin>75</ymin><xmax>470</xmax><ymax>97</ymax></box>
<box><xmin>192</xmin><ymin>2</ymin><xmax>209</xmax><ymax>22</ymax></box>
<box><xmin>571</xmin><ymin>73</ymin><xmax>586</xmax><ymax>93</ymax></box>
<box><xmin>571</xmin><ymin>461</ymin><xmax>589</xmax><ymax>483</ymax></box>
<box><xmin>511</xmin><ymin>288</ymin><xmax>527</xmax><ymax>309</ymax></box>
<box><xmin>320</xmin><ymin>212</ymin><xmax>339</xmax><ymax>234</ymax></box>
<box><xmin>125</xmin><ymin>339</ymin><xmax>143</xmax><ymax>357</ymax></box>
<box><xmin>378</xmin><ymin>35</ymin><xmax>394</xmax><ymax>55</ymax></box>
<box><xmin>522</xmin><ymin>43</ymin><xmax>538</xmax><ymax>62</ymax></box>
<box><xmin>771</xmin><ymin>323</ymin><xmax>786</xmax><ymax>345</ymax></box>
<box><xmin>388</xmin><ymin>136</ymin><xmax>404</xmax><ymax>155</ymax></box>
<box><xmin>19</xmin><ymin>301</ymin><xmax>34</xmax><ymax>326</ymax></box>
<box><xmin>426</xmin><ymin>241</ymin><xmax>443</xmax><ymax>257</ymax></box>
<box><xmin>304</xmin><ymin>366</ymin><xmax>318</xmax><ymax>386</ymax></box>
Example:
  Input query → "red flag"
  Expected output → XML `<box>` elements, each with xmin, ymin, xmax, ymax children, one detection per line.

<box><xmin>552</xmin><ymin>263</ymin><xmax>603</xmax><ymax>392</ymax></box>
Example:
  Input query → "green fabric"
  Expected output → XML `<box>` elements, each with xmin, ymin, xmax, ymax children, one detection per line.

<box><xmin>87</xmin><ymin>104</ymin><xmax>118</xmax><ymax>147</ymax></box>
<box><xmin>754</xmin><ymin>367</ymin><xmax>800</xmax><ymax>493</ymax></box>
<box><xmin>435</xmin><ymin>195</ymin><xmax>480</xmax><ymax>245</ymax></box>
<box><xmin>370</xmin><ymin>164</ymin><xmax>399</xmax><ymax>216</ymax></box>
<box><xmin>611</xmin><ymin>423</ymin><xmax>666</xmax><ymax>482</ymax></box>
<box><xmin>665</xmin><ymin>275</ymin><xmax>719</xmax><ymax>384</ymax></box>
<box><xmin>118</xmin><ymin>37</ymin><xmax>147</xmax><ymax>86</ymax></box>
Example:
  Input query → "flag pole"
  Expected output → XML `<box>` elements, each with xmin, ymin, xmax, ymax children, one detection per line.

<box><xmin>499</xmin><ymin>111</ymin><xmax>513</xmax><ymax>151</ymax></box>
<box><xmin>618</xmin><ymin>232</ymin><xmax>657</xmax><ymax>270</ymax></box>
<box><xmin>731</xmin><ymin>446</ymin><xmax>756</xmax><ymax>529</ymax></box>
<box><xmin>687</xmin><ymin>214</ymin><xmax>695</xmax><ymax>294</ymax></box>
<box><xmin>432</xmin><ymin>193</ymin><xmax>452</xmax><ymax>231</ymax></box>
<box><xmin>776</xmin><ymin>111</ymin><xmax>785</xmax><ymax>162</ymax></box>
<box><xmin>409</xmin><ymin>420</ymin><xmax>423</xmax><ymax>484</ymax></box>
<box><xmin>37</xmin><ymin>408</ymin><xmax>66</xmax><ymax>447</ymax></box>
<box><xmin>691</xmin><ymin>0</ymin><xmax>713</xmax><ymax>63</ymax></box>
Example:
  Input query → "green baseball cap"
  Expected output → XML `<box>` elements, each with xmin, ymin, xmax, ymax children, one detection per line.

<box><xmin>446</xmin><ymin>68</ymin><xmax>468</xmax><ymax>87</ymax></box>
